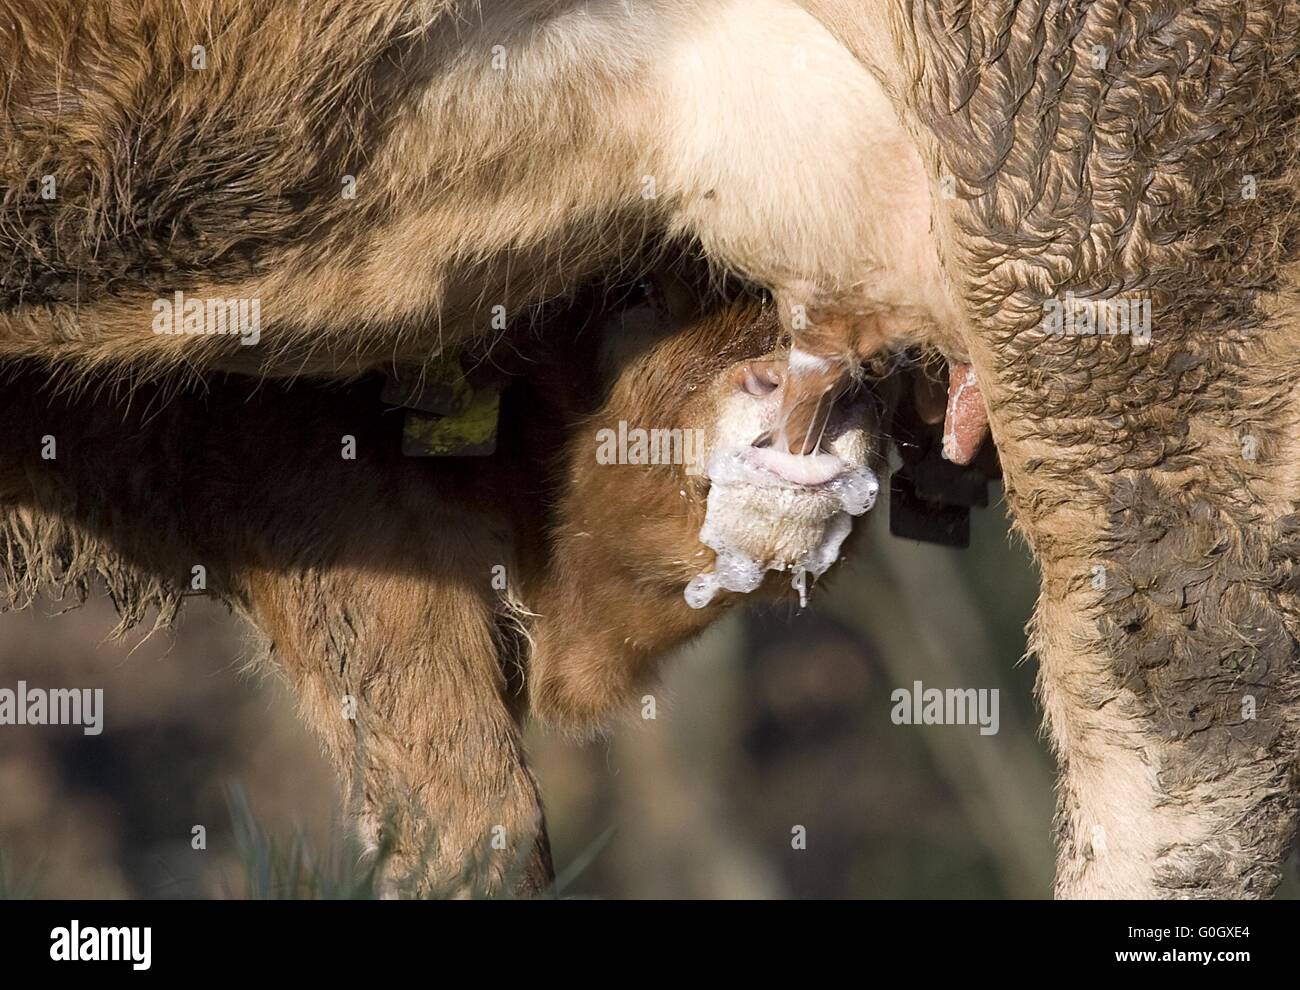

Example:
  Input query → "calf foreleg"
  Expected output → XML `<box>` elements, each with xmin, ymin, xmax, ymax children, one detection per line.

<box><xmin>243</xmin><ymin>560</ymin><xmax>552</xmax><ymax>898</ymax></box>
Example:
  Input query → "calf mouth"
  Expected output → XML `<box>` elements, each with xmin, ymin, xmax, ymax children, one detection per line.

<box><xmin>684</xmin><ymin>361</ymin><xmax>882</xmax><ymax>609</ymax></box>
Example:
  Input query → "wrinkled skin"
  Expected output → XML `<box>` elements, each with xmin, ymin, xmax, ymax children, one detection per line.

<box><xmin>877</xmin><ymin>1</ymin><xmax>1300</xmax><ymax>898</ymax></box>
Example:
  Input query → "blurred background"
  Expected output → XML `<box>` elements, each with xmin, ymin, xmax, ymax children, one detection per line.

<box><xmin>0</xmin><ymin>486</ymin><xmax>1294</xmax><ymax>898</ymax></box>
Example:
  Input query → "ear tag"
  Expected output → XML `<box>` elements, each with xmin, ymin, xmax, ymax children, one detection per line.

<box><xmin>382</xmin><ymin>354</ymin><xmax>501</xmax><ymax>457</ymax></box>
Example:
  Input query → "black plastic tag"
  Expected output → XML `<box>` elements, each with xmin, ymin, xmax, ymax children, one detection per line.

<box><xmin>885</xmin><ymin>361</ymin><xmax>998</xmax><ymax>548</ymax></box>
<box><xmin>889</xmin><ymin>467</ymin><xmax>971</xmax><ymax>548</ymax></box>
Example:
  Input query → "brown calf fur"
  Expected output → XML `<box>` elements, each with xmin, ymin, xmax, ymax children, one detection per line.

<box><xmin>0</xmin><ymin>285</ymin><xmax>876</xmax><ymax>895</ymax></box>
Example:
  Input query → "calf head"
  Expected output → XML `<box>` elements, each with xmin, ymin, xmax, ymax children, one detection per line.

<box><xmin>520</xmin><ymin>282</ymin><xmax>887</xmax><ymax>729</ymax></box>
